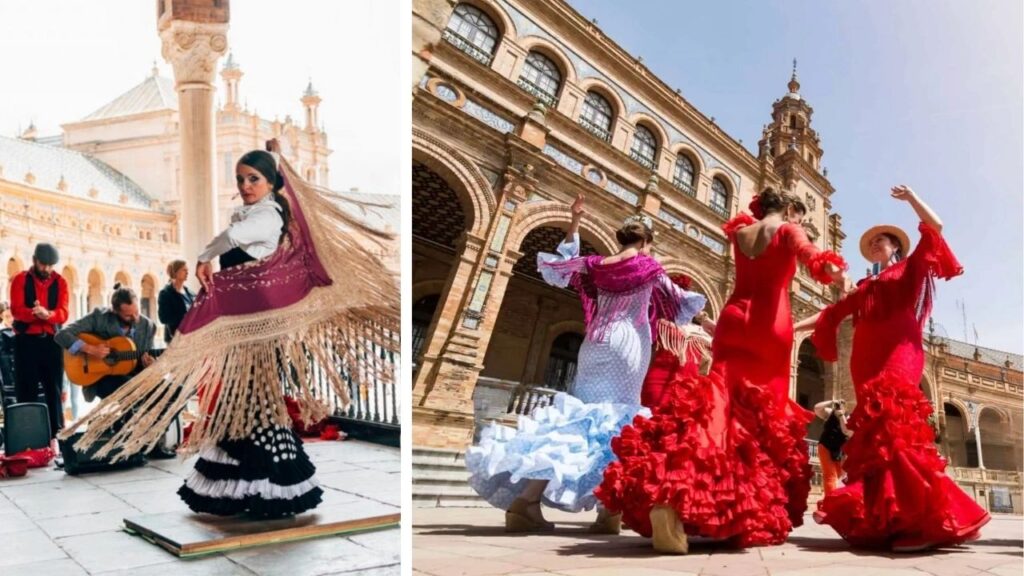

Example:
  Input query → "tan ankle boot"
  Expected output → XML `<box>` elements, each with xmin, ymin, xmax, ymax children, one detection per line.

<box><xmin>650</xmin><ymin>505</ymin><xmax>688</xmax><ymax>554</ymax></box>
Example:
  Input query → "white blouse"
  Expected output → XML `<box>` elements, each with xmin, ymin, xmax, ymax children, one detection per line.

<box><xmin>198</xmin><ymin>194</ymin><xmax>284</xmax><ymax>263</ymax></box>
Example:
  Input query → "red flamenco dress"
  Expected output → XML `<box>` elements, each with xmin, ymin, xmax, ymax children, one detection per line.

<box><xmin>811</xmin><ymin>223</ymin><xmax>990</xmax><ymax>549</ymax></box>
<box><xmin>641</xmin><ymin>319</ymin><xmax>711</xmax><ymax>409</ymax></box>
<box><xmin>597</xmin><ymin>214</ymin><xmax>845</xmax><ymax>546</ymax></box>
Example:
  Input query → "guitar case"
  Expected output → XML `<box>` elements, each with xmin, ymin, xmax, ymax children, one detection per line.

<box><xmin>59</xmin><ymin>431</ymin><xmax>146</xmax><ymax>475</ymax></box>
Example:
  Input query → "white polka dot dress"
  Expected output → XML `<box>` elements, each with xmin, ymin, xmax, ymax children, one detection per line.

<box><xmin>466</xmin><ymin>235</ymin><xmax>706</xmax><ymax>512</ymax></box>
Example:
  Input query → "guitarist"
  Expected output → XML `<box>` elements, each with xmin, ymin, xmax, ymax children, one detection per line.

<box><xmin>56</xmin><ymin>284</ymin><xmax>176</xmax><ymax>462</ymax></box>
<box><xmin>55</xmin><ymin>284</ymin><xmax>157</xmax><ymax>403</ymax></box>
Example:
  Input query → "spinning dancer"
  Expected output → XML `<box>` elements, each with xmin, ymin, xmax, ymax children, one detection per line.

<box><xmin>799</xmin><ymin>185</ymin><xmax>989</xmax><ymax>550</ymax></box>
<box><xmin>61</xmin><ymin>139</ymin><xmax>398</xmax><ymax>518</ymax></box>
<box><xmin>466</xmin><ymin>193</ymin><xmax>706</xmax><ymax>533</ymax></box>
<box><xmin>597</xmin><ymin>189</ymin><xmax>848</xmax><ymax>553</ymax></box>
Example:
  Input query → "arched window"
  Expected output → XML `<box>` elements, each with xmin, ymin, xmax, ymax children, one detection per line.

<box><xmin>710</xmin><ymin>177</ymin><xmax>730</xmax><ymax>217</ymax></box>
<box><xmin>517</xmin><ymin>51</ymin><xmax>561</xmax><ymax>108</ymax></box>
<box><xmin>544</xmin><ymin>332</ymin><xmax>584</xmax><ymax>392</ymax></box>
<box><xmin>630</xmin><ymin>125</ymin><xmax>658</xmax><ymax>170</ymax></box>
<box><xmin>672</xmin><ymin>154</ymin><xmax>696</xmax><ymax>196</ymax></box>
<box><xmin>444</xmin><ymin>4</ymin><xmax>499</xmax><ymax>65</ymax></box>
<box><xmin>579</xmin><ymin>91</ymin><xmax>613</xmax><ymax>141</ymax></box>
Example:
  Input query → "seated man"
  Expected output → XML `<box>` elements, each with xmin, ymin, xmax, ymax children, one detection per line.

<box><xmin>55</xmin><ymin>284</ymin><xmax>175</xmax><ymax>459</ymax></box>
<box><xmin>55</xmin><ymin>284</ymin><xmax>157</xmax><ymax>402</ymax></box>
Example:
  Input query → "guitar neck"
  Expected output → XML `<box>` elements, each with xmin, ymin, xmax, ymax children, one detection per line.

<box><xmin>111</xmin><ymin>348</ymin><xmax>164</xmax><ymax>361</ymax></box>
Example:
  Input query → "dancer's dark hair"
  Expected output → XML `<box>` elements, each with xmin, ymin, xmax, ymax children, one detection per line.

<box><xmin>616</xmin><ymin>222</ymin><xmax>654</xmax><ymax>247</ymax></box>
<box><xmin>880</xmin><ymin>232</ymin><xmax>904</xmax><ymax>262</ymax></box>
<box><xmin>237</xmin><ymin>150</ymin><xmax>292</xmax><ymax>242</ymax></box>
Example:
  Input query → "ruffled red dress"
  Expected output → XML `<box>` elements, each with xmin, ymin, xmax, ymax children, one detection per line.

<box><xmin>640</xmin><ymin>321</ymin><xmax>710</xmax><ymax>409</ymax></box>
<box><xmin>596</xmin><ymin>214</ymin><xmax>845</xmax><ymax>546</ymax></box>
<box><xmin>811</xmin><ymin>222</ymin><xmax>990</xmax><ymax>549</ymax></box>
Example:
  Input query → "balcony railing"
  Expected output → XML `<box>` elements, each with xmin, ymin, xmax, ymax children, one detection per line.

<box><xmin>473</xmin><ymin>377</ymin><xmax>557</xmax><ymax>421</ymax></box>
<box><xmin>312</xmin><ymin>320</ymin><xmax>400</xmax><ymax>443</ymax></box>
<box><xmin>672</xmin><ymin>177</ymin><xmax>697</xmax><ymax>198</ymax></box>
<box><xmin>578</xmin><ymin>116</ymin><xmax>611</xmax><ymax>142</ymax></box>
<box><xmin>516</xmin><ymin>77</ymin><xmax>558</xmax><ymax>109</ymax></box>
<box><xmin>950</xmin><ymin>467</ymin><xmax>1023</xmax><ymax>485</ymax></box>
<box><xmin>630</xmin><ymin>149</ymin><xmax>656</xmax><ymax>170</ymax></box>
<box><xmin>442</xmin><ymin>29</ymin><xmax>494</xmax><ymax>66</ymax></box>
<box><xmin>709</xmin><ymin>202</ymin><xmax>730</xmax><ymax>218</ymax></box>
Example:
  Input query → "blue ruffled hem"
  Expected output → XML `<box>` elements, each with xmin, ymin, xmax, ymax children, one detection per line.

<box><xmin>466</xmin><ymin>393</ymin><xmax>648</xmax><ymax>512</ymax></box>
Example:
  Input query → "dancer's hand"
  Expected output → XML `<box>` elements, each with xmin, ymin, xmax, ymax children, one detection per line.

<box><xmin>196</xmin><ymin>261</ymin><xmax>214</xmax><ymax>292</ymax></box>
<box><xmin>570</xmin><ymin>193</ymin><xmax>585</xmax><ymax>218</ymax></box>
<box><xmin>266</xmin><ymin>138</ymin><xmax>281</xmax><ymax>153</ymax></box>
<box><xmin>890</xmin><ymin>185</ymin><xmax>916</xmax><ymax>202</ymax></box>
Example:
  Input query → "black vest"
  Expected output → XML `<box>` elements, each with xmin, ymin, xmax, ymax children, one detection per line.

<box><xmin>12</xmin><ymin>272</ymin><xmax>61</xmax><ymax>334</ymax></box>
<box><xmin>818</xmin><ymin>411</ymin><xmax>847</xmax><ymax>461</ymax></box>
<box><xmin>219</xmin><ymin>247</ymin><xmax>256</xmax><ymax>269</ymax></box>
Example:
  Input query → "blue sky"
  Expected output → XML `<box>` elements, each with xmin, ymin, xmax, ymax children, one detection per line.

<box><xmin>567</xmin><ymin>0</ymin><xmax>1023</xmax><ymax>353</ymax></box>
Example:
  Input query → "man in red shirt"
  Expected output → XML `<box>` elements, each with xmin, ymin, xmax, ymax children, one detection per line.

<box><xmin>9</xmin><ymin>243</ymin><xmax>69</xmax><ymax>440</ymax></box>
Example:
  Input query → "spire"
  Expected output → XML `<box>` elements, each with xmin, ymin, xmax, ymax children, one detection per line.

<box><xmin>787</xmin><ymin>57</ymin><xmax>801</xmax><ymax>96</ymax></box>
<box><xmin>223</xmin><ymin>51</ymin><xmax>239</xmax><ymax>71</ymax></box>
<box><xmin>304</xmin><ymin>78</ymin><xmax>318</xmax><ymax>98</ymax></box>
<box><xmin>151</xmin><ymin>60</ymin><xmax>159</xmax><ymax>77</ymax></box>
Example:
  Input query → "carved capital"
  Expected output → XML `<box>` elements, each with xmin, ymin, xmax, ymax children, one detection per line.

<box><xmin>160</xmin><ymin>20</ymin><xmax>229</xmax><ymax>88</ymax></box>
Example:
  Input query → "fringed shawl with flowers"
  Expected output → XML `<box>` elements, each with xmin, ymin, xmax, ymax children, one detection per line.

<box><xmin>61</xmin><ymin>158</ymin><xmax>399</xmax><ymax>460</ymax></box>
<box><xmin>537</xmin><ymin>236</ymin><xmax>702</xmax><ymax>342</ymax></box>
<box><xmin>812</xmin><ymin>222</ymin><xmax>962</xmax><ymax>362</ymax></box>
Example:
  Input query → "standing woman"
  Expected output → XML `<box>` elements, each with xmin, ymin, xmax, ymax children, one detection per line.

<box><xmin>800</xmin><ymin>185</ymin><xmax>989</xmax><ymax>550</ymax></box>
<box><xmin>157</xmin><ymin>260</ymin><xmax>195</xmax><ymax>344</ymax></box>
<box><xmin>62</xmin><ymin>138</ymin><xmax>398</xmax><ymax>518</ymax></box>
<box><xmin>597</xmin><ymin>189</ymin><xmax>848</xmax><ymax>553</ymax></box>
<box><xmin>466</xmin><ymin>193</ymin><xmax>707</xmax><ymax>533</ymax></box>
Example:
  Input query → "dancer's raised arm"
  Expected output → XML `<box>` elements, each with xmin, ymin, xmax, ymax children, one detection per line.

<box><xmin>891</xmin><ymin>185</ymin><xmax>942</xmax><ymax>233</ymax></box>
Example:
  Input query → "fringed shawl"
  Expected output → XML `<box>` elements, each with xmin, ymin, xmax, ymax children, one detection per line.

<box><xmin>61</xmin><ymin>158</ymin><xmax>399</xmax><ymax>460</ymax></box>
<box><xmin>542</xmin><ymin>253</ymin><xmax>684</xmax><ymax>342</ymax></box>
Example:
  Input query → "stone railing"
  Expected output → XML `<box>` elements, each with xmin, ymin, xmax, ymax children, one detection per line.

<box><xmin>950</xmin><ymin>467</ymin><xmax>1022</xmax><ymax>485</ymax></box>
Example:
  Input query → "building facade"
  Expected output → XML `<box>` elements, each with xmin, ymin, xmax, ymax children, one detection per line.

<box><xmin>411</xmin><ymin>0</ymin><xmax>844</xmax><ymax>450</ymax></box>
<box><xmin>410</xmin><ymin>0</ymin><xmax>1023</xmax><ymax>512</ymax></box>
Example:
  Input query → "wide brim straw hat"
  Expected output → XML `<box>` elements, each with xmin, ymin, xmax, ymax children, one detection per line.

<box><xmin>859</xmin><ymin>224</ymin><xmax>911</xmax><ymax>263</ymax></box>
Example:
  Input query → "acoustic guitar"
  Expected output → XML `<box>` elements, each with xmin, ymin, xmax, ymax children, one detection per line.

<box><xmin>64</xmin><ymin>333</ymin><xmax>164</xmax><ymax>387</ymax></box>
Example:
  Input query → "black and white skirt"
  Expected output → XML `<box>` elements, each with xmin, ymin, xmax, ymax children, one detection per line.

<box><xmin>178</xmin><ymin>424</ymin><xmax>323</xmax><ymax>518</ymax></box>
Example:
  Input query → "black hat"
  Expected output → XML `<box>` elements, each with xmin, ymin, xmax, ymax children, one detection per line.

<box><xmin>33</xmin><ymin>243</ymin><xmax>59</xmax><ymax>266</ymax></box>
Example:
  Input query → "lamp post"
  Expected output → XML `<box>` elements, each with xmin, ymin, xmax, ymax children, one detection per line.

<box><xmin>966</xmin><ymin>400</ymin><xmax>985</xmax><ymax>470</ymax></box>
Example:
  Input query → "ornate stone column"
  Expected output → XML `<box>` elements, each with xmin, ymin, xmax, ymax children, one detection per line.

<box><xmin>158</xmin><ymin>1</ymin><xmax>229</xmax><ymax>286</ymax></box>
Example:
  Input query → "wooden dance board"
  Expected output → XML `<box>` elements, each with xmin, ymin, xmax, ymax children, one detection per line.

<box><xmin>123</xmin><ymin>499</ymin><xmax>399</xmax><ymax>558</ymax></box>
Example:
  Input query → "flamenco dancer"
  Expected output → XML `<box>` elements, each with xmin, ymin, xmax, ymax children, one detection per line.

<box><xmin>641</xmin><ymin>275</ymin><xmax>715</xmax><ymax>409</ymax></box>
<box><xmin>596</xmin><ymin>189</ymin><xmax>848</xmax><ymax>553</ymax></box>
<box><xmin>61</xmin><ymin>139</ymin><xmax>398</xmax><ymax>518</ymax></box>
<box><xmin>466</xmin><ymin>193</ymin><xmax>706</xmax><ymax>533</ymax></box>
<box><xmin>797</xmin><ymin>185</ymin><xmax>990</xmax><ymax>551</ymax></box>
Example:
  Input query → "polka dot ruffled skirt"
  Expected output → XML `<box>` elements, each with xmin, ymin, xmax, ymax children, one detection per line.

<box><xmin>178</xmin><ymin>424</ymin><xmax>323</xmax><ymax>518</ymax></box>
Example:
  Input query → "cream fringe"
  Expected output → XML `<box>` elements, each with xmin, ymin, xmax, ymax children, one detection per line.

<box><xmin>60</xmin><ymin>159</ymin><xmax>399</xmax><ymax>461</ymax></box>
<box><xmin>656</xmin><ymin>319</ymin><xmax>712</xmax><ymax>375</ymax></box>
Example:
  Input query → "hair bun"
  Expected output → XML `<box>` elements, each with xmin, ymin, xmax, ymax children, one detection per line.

<box><xmin>113</xmin><ymin>282</ymin><xmax>122</xmax><ymax>290</ymax></box>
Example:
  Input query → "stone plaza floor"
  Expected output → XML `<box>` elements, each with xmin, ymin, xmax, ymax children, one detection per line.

<box><xmin>0</xmin><ymin>440</ymin><xmax>400</xmax><ymax>576</ymax></box>
<box><xmin>413</xmin><ymin>506</ymin><xmax>1023</xmax><ymax>576</ymax></box>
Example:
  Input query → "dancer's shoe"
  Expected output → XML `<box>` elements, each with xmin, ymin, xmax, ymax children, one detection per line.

<box><xmin>650</xmin><ymin>505</ymin><xmax>688</xmax><ymax>554</ymax></box>
<box><xmin>587</xmin><ymin>508</ymin><xmax>621</xmax><ymax>535</ymax></box>
<box><xmin>505</xmin><ymin>498</ymin><xmax>554</xmax><ymax>533</ymax></box>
